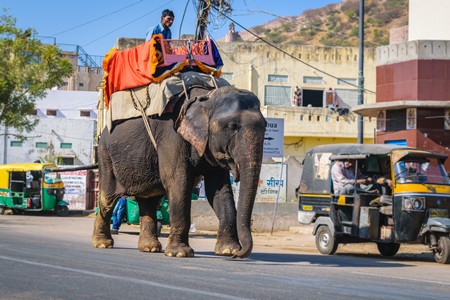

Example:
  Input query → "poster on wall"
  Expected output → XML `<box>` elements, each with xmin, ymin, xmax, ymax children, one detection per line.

<box><xmin>445</xmin><ymin>109</ymin><xmax>450</xmax><ymax>130</ymax></box>
<box><xmin>376</xmin><ymin>110</ymin><xmax>386</xmax><ymax>131</ymax></box>
<box><xmin>406</xmin><ymin>108</ymin><xmax>417</xmax><ymax>130</ymax></box>
<box><xmin>60</xmin><ymin>170</ymin><xmax>87</xmax><ymax>210</ymax></box>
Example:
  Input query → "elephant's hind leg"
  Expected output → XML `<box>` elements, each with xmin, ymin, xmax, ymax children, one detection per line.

<box><xmin>92</xmin><ymin>198</ymin><xmax>115</xmax><ymax>249</ymax></box>
<box><xmin>137</xmin><ymin>198</ymin><xmax>162</xmax><ymax>253</ymax></box>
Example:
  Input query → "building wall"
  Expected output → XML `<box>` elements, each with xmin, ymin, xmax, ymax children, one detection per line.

<box><xmin>217</xmin><ymin>42</ymin><xmax>377</xmax><ymax>104</ymax></box>
<box><xmin>0</xmin><ymin>90</ymin><xmax>98</xmax><ymax>165</ymax></box>
<box><xmin>409</xmin><ymin>0</ymin><xmax>450</xmax><ymax>41</ymax></box>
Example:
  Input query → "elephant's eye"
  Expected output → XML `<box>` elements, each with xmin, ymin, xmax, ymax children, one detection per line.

<box><xmin>225</xmin><ymin>123</ymin><xmax>238</xmax><ymax>131</ymax></box>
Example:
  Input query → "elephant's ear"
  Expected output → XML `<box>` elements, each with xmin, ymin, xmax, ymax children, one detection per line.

<box><xmin>176</xmin><ymin>96</ymin><xmax>209</xmax><ymax>157</ymax></box>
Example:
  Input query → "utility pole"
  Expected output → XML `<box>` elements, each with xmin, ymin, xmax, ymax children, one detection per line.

<box><xmin>357</xmin><ymin>0</ymin><xmax>365</xmax><ymax>144</ymax></box>
<box><xmin>194</xmin><ymin>1</ymin><xmax>232</xmax><ymax>40</ymax></box>
<box><xmin>194</xmin><ymin>1</ymin><xmax>209</xmax><ymax>40</ymax></box>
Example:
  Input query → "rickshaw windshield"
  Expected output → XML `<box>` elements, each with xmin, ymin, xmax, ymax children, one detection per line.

<box><xmin>394</xmin><ymin>157</ymin><xmax>450</xmax><ymax>184</ymax></box>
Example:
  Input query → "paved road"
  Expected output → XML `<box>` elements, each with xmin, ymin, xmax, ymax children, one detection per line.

<box><xmin>0</xmin><ymin>213</ymin><xmax>449</xmax><ymax>299</ymax></box>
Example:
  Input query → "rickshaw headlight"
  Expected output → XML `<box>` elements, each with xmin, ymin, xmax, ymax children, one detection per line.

<box><xmin>403</xmin><ymin>197</ymin><xmax>425</xmax><ymax>211</ymax></box>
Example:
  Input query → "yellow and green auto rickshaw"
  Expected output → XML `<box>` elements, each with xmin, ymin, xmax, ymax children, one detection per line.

<box><xmin>297</xmin><ymin>144</ymin><xmax>450</xmax><ymax>264</ymax></box>
<box><xmin>0</xmin><ymin>163</ymin><xmax>69</xmax><ymax>216</ymax></box>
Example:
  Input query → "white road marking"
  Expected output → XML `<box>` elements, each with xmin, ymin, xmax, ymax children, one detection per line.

<box><xmin>352</xmin><ymin>271</ymin><xmax>450</xmax><ymax>286</ymax></box>
<box><xmin>0</xmin><ymin>255</ymin><xmax>250</xmax><ymax>300</ymax></box>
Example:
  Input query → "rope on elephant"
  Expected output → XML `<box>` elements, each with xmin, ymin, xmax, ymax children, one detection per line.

<box><xmin>130</xmin><ymin>87</ymin><xmax>158</xmax><ymax>150</ymax></box>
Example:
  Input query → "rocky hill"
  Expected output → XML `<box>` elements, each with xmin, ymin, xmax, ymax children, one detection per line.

<box><xmin>237</xmin><ymin>0</ymin><xmax>408</xmax><ymax>48</ymax></box>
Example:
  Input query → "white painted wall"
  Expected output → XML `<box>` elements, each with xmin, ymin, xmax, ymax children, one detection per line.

<box><xmin>0</xmin><ymin>90</ymin><xmax>98</xmax><ymax>165</ymax></box>
<box><xmin>409</xmin><ymin>0</ymin><xmax>450</xmax><ymax>41</ymax></box>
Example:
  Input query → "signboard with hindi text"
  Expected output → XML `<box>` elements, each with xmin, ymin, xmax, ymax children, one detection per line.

<box><xmin>255</xmin><ymin>163</ymin><xmax>287</xmax><ymax>202</ymax></box>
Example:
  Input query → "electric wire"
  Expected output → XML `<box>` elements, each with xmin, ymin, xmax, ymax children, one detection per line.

<box><xmin>82</xmin><ymin>1</ymin><xmax>174</xmax><ymax>48</ymax></box>
<box><xmin>213</xmin><ymin>7</ymin><xmax>376</xmax><ymax>95</ymax></box>
<box><xmin>51</xmin><ymin>1</ymin><xmax>144</xmax><ymax>36</ymax></box>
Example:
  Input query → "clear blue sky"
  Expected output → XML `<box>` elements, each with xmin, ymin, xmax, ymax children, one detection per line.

<box><xmin>2</xmin><ymin>0</ymin><xmax>340</xmax><ymax>58</ymax></box>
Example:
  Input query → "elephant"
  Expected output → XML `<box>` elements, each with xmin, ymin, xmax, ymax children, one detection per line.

<box><xmin>92</xmin><ymin>84</ymin><xmax>267</xmax><ymax>258</ymax></box>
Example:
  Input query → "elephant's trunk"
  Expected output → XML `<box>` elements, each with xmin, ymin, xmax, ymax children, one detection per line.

<box><xmin>232</xmin><ymin>126</ymin><xmax>264</xmax><ymax>259</ymax></box>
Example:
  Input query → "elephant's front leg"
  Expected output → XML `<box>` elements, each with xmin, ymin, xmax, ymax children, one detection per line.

<box><xmin>92</xmin><ymin>195</ymin><xmax>116</xmax><ymax>249</ymax></box>
<box><xmin>137</xmin><ymin>197</ymin><xmax>162</xmax><ymax>253</ymax></box>
<box><xmin>205</xmin><ymin>172</ymin><xmax>241</xmax><ymax>256</ymax></box>
<box><xmin>164</xmin><ymin>191</ymin><xmax>194</xmax><ymax>257</ymax></box>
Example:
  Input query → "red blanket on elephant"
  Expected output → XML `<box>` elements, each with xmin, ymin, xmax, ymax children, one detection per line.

<box><xmin>101</xmin><ymin>34</ymin><xmax>223</xmax><ymax>108</ymax></box>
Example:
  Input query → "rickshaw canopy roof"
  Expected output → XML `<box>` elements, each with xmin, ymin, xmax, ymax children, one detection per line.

<box><xmin>0</xmin><ymin>163</ymin><xmax>57</xmax><ymax>172</ymax></box>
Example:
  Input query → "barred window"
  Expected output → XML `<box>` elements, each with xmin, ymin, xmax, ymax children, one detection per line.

<box><xmin>303</xmin><ymin>76</ymin><xmax>323</xmax><ymax>84</ymax></box>
<box><xmin>334</xmin><ymin>89</ymin><xmax>358</xmax><ymax>108</ymax></box>
<box><xmin>80</xmin><ymin>110</ymin><xmax>91</xmax><ymax>117</ymax></box>
<box><xmin>264</xmin><ymin>86</ymin><xmax>291</xmax><ymax>106</ymax></box>
<box><xmin>268</xmin><ymin>75</ymin><xmax>288</xmax><ymax>83</ymax></box>
<box><xmin>337</xmin><ymin>78</ymin><xmax>357</xmax><ymax>86</ymax></box>
<box><xmin>36</xmin><ymin>142</ymin><xmax>48</xmax><ymax>148</ymax></box>
<box><xmin>221</xmin><ymin>73</ymin><xmax>233</xmax><ymax>81</ymax></box>
<box><xmin>10</xmin><ymin>141</ymin><xmax>22</xmax><ymax>147</ymax></box>
<box><xmin>46</xmin><ymin>109</ymin><xmax>57</xmax><ymax>116</ymax></box>
<box><xmin>60</xmin><ymin>143</ymin><xmax>72</xmax><ymax>149</ymax></box>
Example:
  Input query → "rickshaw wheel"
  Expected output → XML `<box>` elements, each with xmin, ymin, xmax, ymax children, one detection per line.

<box><xmin>0</xmin><ymin>207</ymin><xmax>4</xmax><ymax>215</ymax></box>
<box><xmin>56</xmin><ymin>206</ymin><xmax>69</xmax><ymax>217</ymax></box>
<box><xmin>376</xmin><ymin>242</ymin><xmax>400</xmax><ymax>256</ymax></box>
<box><xmin>434</xmin><ymin>235</ymin><xmax>450</xmax><ymax>264</ymax></box>
<box><xmin>315</xmin><ymin>225</ymin><xmax>338</xmax><ymax>255</ymax></box>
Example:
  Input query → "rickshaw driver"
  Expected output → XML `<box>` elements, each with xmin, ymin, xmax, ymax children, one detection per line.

<box><xmin>331</xmin><ymin>159</ymin><xmax>376</xmax><ymax>195</ymax></box>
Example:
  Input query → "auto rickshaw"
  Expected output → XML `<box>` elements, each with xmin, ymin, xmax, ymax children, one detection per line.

<box><xmin>0</xmin><ymin>163</ymin><xmax>69</xmax><ymax>216</ymax></box>
<box><xmin>297</xmin><ymin>144</ymin><xmax>450</xmax><ymax>264</ymax></box>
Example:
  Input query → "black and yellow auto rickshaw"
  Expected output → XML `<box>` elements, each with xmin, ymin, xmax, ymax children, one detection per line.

<box><xmin>0</xmin><ymin>163</ymin><xmax>69</xmax><ymax>216</ymax></box>
<box><xmin>297</xmin><ymin>144</ymin><xmax>450</xmax><ymax>264</ymax></box>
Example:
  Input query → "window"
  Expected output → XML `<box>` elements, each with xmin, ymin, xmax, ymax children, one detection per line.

<box><xmin>221</xmin><ymin>73</ymin><xmax>233</xmax><ymax>81</ymax></box>
<box><xmin>337</xmin><ymin>78</ymin><xmax>357</xmax><ymax>86</ymax></box>
<box><xmin>303</xmin><ymin>76</ymin><xmax>323</xmax><ymax>84</ymax></box>
<box><xmin>80</xmin><ymin>110</ymin><xmax>90</xmax><ymax>117</ymax></box>
<box><xmin>63</xmin><ymin>82</ymin><xmax>68</xmax><ymax>86</ymax></box>
<box><xmin>69</xmin><ymin>55</ymin><xmax>75</xmax><ymax>59</ymax></box>
<box><xmin>60</xmin><ymin>54</ymin><xmax>65</xmax><ymax>58</ymax></box>
<box><xmin>36</xmin><ymin>142</ymin><xmax>48</xmax><ymax>148</ymax></box>
<box><xmin>46</xmin><ymin>109</ymin><xmax>57</xmax><ymax>116</ymax></box>
<box><xmin>60</xmin><ymin>157</ymin><xmax>74</xmax><ymax>165</ymax></box>
<box><xmin>264</xmin><ymin>86</ymin><xmax>291</xmax><ymax>106</ymax></box>
<box><xmin>30</xmin><ymin>109</ymin><xmax>38</xmax><ymax>115</ymax></box>
<box><xmin>334</xmin><ymin>89</ymin><xmax>358</xmax><ymax>108</ymax></box>
<box><xmin>78</xmin><ymin>83</ymin><xmax>84</xmax><ymax>87</ymax></box>
<box><xmin>268</xmin><ymin>75</ymin><xmax>288</xmax><ymax>83</ymax></box>
<box><xmin>60</xmin><ymin>143</ymin><xmax>72</xmax><ymax>149</ymax></box>
<box><xmin>10</xmin><ymin>141</ymin><xmax>22</xmax><ymax>147</ymax></box>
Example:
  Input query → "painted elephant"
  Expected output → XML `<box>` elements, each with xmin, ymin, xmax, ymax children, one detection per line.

<box><xmin>92</xmin><ymin>85</ymin><xmax>267</xmax><ymax>258</ymax></box>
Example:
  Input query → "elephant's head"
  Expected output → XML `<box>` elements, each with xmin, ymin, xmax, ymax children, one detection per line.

<box><xmin>176</xmin><ymin>85</ymin><xmax>266</xmax><ymax>258</ymax></box>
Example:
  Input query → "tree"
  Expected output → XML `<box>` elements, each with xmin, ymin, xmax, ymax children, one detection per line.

<box><xmin>0</xmin><ymin>9</ymin><xmax>73</xmax><ymax>135</ymax></box>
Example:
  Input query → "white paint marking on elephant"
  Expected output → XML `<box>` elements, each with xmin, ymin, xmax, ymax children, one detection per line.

<box><xmin>0</xmin><ymin>255</ymin><xmax>251</xmax><ymax>300</ymax></box>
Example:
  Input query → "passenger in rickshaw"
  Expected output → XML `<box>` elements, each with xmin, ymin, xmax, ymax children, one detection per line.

<box><xmin>331</xmin><ymin>159</ymin><xmax>377</xmax><ymax>195</ymax></box>
<box><xmin>375</xmin><ymin>159</ymin><xmax>393</xmax><ymax>205</ymax></box>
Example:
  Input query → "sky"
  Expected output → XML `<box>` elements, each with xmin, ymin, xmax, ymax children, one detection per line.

<box><xmin>2</xmin><ymin>0</ymin><xmax>340</xmax><ymax>61</ymax></box>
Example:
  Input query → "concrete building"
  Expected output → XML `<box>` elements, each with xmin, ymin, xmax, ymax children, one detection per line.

<box><xmin>217</xmin><ymin>41</ymin><xmax>377</xmax><ymax>163</ymax></box>
<box><xmin>0</xmin><ymin>90</ymin><xmax>98</xmax><ymax>165</ymax></box>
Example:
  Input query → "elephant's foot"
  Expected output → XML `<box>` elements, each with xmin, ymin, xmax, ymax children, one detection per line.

<box><xmin>165</xmin><ymin>240</ymin><xmax>194</xmax><ymax>257</ymax></box>
<box><xmin>92</xmin><ymin>232</ymin><xmax>114</xmax><ymax>249</ymax></box>
<box><xmin>214</xmin><ymin>240</ymin><xmax>241</xmax><ymax>256</ymax></box>
<box><xmin>138</xmin><ymin>236</ymin><xmax>162</xmax><ymax>253</ymax></box>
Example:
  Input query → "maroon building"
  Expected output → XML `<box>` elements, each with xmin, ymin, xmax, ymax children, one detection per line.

<box><xmin>354</xmin><ymin>40</ymin><xmax>450</xmax><ymax>169</ymax></box>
